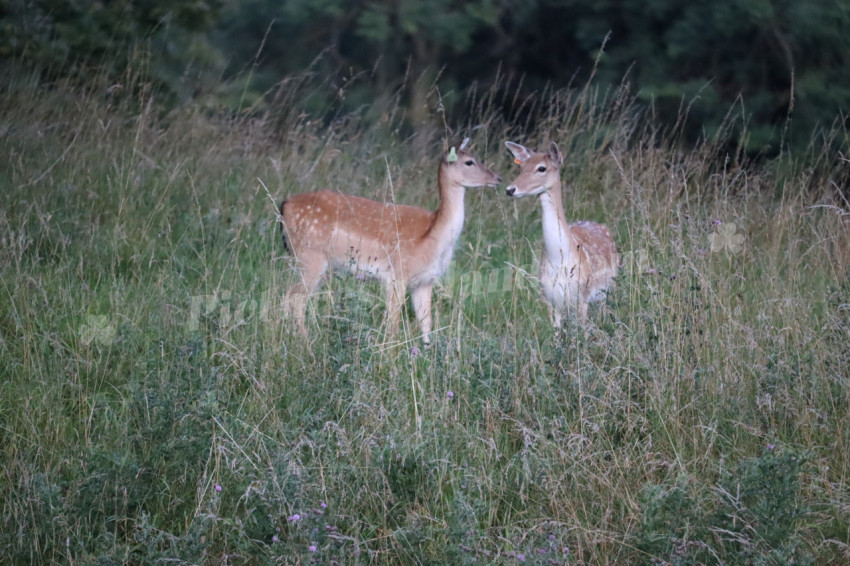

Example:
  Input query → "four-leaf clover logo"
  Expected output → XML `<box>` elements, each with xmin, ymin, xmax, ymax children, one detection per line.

<box><xmin>80</xmin><ymin>315</ymin><xmax>116</xmax><ymax>346</ymax></box>
<box><xmin>709</xmin><ymin>222</ymin><xmax>745</xmax><ymax>254</ymax></box>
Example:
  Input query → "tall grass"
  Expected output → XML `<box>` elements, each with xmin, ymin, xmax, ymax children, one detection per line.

<box><xmin>1</xmin><ymin>61</ymin><xmax>849</xmax><ymax>565</ymax></box>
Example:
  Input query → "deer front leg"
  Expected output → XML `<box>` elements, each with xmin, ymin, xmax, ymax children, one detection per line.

<box><xmin>410</xmin><ymin>284</ymin><xmax>433</xmax><ymax>344</ymax></box>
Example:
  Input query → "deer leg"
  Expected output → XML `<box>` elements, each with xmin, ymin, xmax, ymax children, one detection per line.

<box><xmin>577</xmin><ymin>300</ymin><xmax>588</xmax><ymax>321</ymax></box>
<box><xmin>550</xmin><ymin>304</ymin><xmax>563</xmax><ymax>330</ymax></box>
<box><xmin>383</xmin><ymin>279</ymin><xmax>405</xmax><ymax>341</ymax></box>
<box><xmin>284</xmin><ymin>257</ymin><xmax>327</xmax><ymax>336</ymax></box>
<box><xmin>410</xmin><ymin>285</ymin><xmax>433</xmax><ymax>344</ymax></box>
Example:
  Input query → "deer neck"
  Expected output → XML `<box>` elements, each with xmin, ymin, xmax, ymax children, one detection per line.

<box><xmin>427</xmin><ymin>167</ymin><xmax>467</xmax><ymax>248</ymax></box>
<box><xmin>538</xmin><ymin>179</ymin><xmax>575</xmax><ymax>265</ymax></box>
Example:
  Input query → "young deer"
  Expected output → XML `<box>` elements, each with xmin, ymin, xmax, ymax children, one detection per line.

<box><xmin>505</xmin><ymin>141</ymin><xmax>619</xmax><ymax>326</ymax></box>
<box><xmin>280</xmin><ymin>140</ymin><xmax>501</xmax><ymax>343</ymax></box>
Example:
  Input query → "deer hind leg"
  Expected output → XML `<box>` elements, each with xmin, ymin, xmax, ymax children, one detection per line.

<box><xmin>410</xmin><ymin>285</ymin><xmax>433</xmax><ymax>344</ymax></box>
<box><xmin>577</xmin><ymin>300</ymin><xmax>589</xmax><ymax>321</ymax></box>
<box><xmin>548</xmin><ymin>301</ymin><xmax>563</xmax><ymax>330</ymax></box>
<box><xmin>284</xmin><ymin>256</ymin><xmax>327</xmax><ymax>336</ymax></box>
<box><xmin>382</xmin><ymin>278</ymin><xmax>406</xmax><ymax>342</ymax></box>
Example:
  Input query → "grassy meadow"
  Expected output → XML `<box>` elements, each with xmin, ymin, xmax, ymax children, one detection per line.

<box><xmin>2</xmin><ymin>66</ymin><xmax>850</xmax><ymax>565</ymax></box>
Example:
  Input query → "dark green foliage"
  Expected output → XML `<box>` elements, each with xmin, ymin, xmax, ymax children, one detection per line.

<box><xmin>636</xmin><ymin>448</ymin><xmax>815</xmax><ymax>565</ymax></box>
<box><xmin>2</xmin><ymin>352</ymin><xmax>225</xmax><ymax>561</ymax></box>
<box><xmin>216</xmin><ymin>0</ymin><xmax>850</xmax><ymax>153</ymax></box>
<box><xmin>3</xmin><ymin>0</ymin><xmax>849</xmax><ymax>153</ymax></box>
<box><xmin>0</xmin><ymin>0</ymin><xmax>225</xmax><ymax>102</ymax></box>
<box><xmin>636</xmin><ymin>476</ymin><xmax>714</xmax><ymax>566</ymax></box>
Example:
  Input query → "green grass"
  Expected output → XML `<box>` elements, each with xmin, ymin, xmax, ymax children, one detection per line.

<box><xmin>1</xmin><ymin>65</ymin><xmax>849</xmax><ymax>564</ymax></box>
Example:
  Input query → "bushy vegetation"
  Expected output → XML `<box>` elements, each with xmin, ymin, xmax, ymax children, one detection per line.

<box><xmin>1</xmin><ymin>61</ymin><xmax>849</xmax><ymax>565</ymax></box>
<box><xmin>4</xmin><ymin>0</ymin><xmax>850</xmax><ymax>152</ymax></box>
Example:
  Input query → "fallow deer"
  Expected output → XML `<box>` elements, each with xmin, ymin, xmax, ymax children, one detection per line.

<box><xmin>280</xmin><ymin>140</ymin><xmax>501</xmax><ymax>343</ymax></box>
<box><xmin>505</xmin><ymin>141</ymin><xmax>618</xmax><ymax>326</ymax></box>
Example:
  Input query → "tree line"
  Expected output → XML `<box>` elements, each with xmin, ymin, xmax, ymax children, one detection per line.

<box><xmin>3</xmin><ymin>0</ymin><xmax>848</xmax><ymax>154</ymax></box>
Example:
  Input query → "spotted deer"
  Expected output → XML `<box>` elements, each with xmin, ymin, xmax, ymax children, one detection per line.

<box><xmin>505</xmin><ymin>141</ymin><xmax>618</xmax><ymax>326</ymax></box>
<box><xmin>280</xmin><ymin>140</ymin><xmax>501</xmax><ymax>343</ymax></box>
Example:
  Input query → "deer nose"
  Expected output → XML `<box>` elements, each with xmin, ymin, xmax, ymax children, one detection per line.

<box><xmin>505</xmin><ymin>186</ymin><xmax>516</xmax><ymax>196</ymax></box>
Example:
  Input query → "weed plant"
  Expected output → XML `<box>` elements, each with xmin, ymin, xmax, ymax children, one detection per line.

<box><xmin>1</xmin><ymin>60</ymin><xmax>849</xmax><ymax>564</ymax></box>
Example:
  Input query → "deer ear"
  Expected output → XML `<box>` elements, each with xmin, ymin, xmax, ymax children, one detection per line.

<box><xmin>447</xmin><ymin>147</ymin><xmax>458</xmax><ymax>163</ymax></box>
<box><xmin>548</xmin><ymin>142</ymin><xmax>563</xmax><ymax>166</ymax></box>
<box><xmin>505</xmin><ymin>141</ymin><xmax>534</xmax><ymax>164</ymax></box>
<box><xmin>459</xmin><ymin>137</ymin><xmax>470</xmax><ymax>151</ymax></box>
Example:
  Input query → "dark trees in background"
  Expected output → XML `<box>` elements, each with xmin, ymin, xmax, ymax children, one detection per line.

<box><xmin>2</xmin><ymin>0</ymin><xmax>848</xmax><ymax>154</ymax></box>
<box><xmin>0</xmin><ymin>0</ymin><xmax>225</xmax><ymax>101</ymax></box>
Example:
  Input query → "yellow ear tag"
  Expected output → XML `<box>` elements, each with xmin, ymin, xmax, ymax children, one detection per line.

<box><xmin>514</xmin><ymin>158</ymin><xmax>523</xmax><ymax>165</ymax></box>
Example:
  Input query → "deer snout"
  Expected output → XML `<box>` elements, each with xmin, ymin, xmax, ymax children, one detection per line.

<box><xmin>484</xmin><ymin>175</ymin><xmax>503</xmax><ymax>187</ymax></box>
<box><xmin>505</xmin><ymin>185</ymin><xmax>517</xmax><ymax>196</ymax></box>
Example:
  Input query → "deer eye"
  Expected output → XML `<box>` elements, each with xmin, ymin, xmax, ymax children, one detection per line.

<box><xmin>465</xmin><ymin>160</ymin><xmax>475</xmax><ymax>166</ymax></box>
<box><xmin>536</xmin><ymin>165</ymin><xmax>547</xmax><ymax>173</ymax></box>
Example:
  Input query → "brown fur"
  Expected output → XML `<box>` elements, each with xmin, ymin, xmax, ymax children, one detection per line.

<box><xmin>280</xmin><ymin>146</ymin><xmax>501</xmax><ymax>342</ymax></box>
<box><xmin>505</xmin><ymin>141</ymin><xmax>619</xmax><ymax>325</ymax></box>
